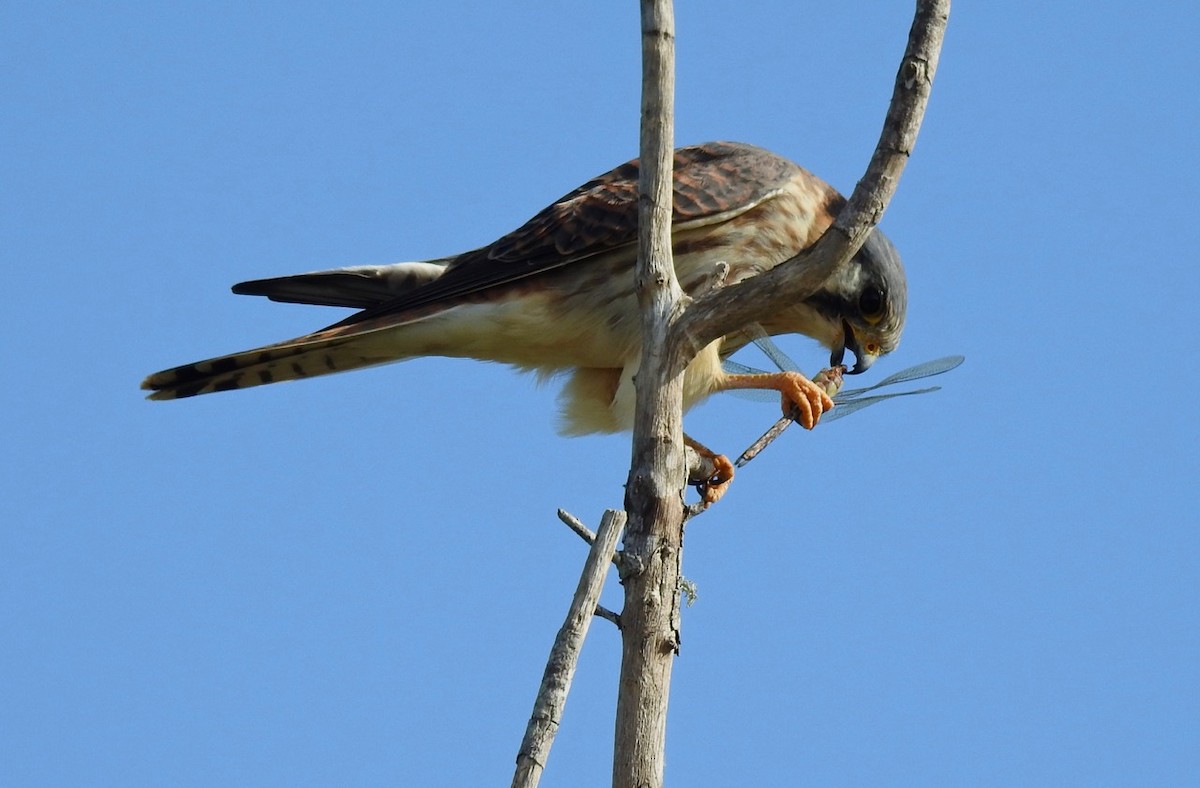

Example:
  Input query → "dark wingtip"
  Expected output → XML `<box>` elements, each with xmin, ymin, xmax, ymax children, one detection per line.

<box><xmin>231</xmin><ymin>279</ymin><xmax>268</xmax><ymax>296</ymax></box>
<box><xmin>140</xmin><ymin>372</ymin><xmax>175</xmax><ymax>400</ymax></box>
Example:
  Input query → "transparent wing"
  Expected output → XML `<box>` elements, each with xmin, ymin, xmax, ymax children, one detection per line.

<box><xmin>721</xmin><ymin>327</ymin><xmax>803</xmax><ymax>403</ymax></box>
<box><xmin>721</xmin><ymin>359</ymin><xmax>783</xmax><ymax>402</ymax></box>
<box><xmin>747</xmin><ymin>331</ymin><xmax>799</xmax><ymax>375</ymax></box>
<box><xmin>722</xmin><ymin>359</ymin><xmax>769</xmax><ymax>376</ymax></box>
<box><xmin>837</xmin><ymin>355</ymin><xmax>965</xmax><ymax>399</ymax></box>
<box><xmin>720</xmin><ymin>326</ymin><xmax>964</xmax><ymax>425</ymax></box>
<box><xmin>822</xmin><ymin>386</ymin><xmax>942</xmax><ymax>422</ymax></box>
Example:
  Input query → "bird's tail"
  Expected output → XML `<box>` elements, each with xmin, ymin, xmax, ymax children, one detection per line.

<box><xmin>141</xmin><ymin>331</ymin><xmax>396</xmax><ymax>400</ymax></box>
<box><xmin>144</xmin><ymin>258</ymin><xmax>464</xmax><ymax>399</ymax></box>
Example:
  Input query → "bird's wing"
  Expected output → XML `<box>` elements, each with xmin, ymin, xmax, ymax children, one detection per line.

<box><xmin>316</xmin><ymin>141</ymin><xmax>803</xmax><ymax>331</ymax></box>
<box><xmin>231</xmin><ymin>259</ymin><xmax>456</xmax><ymax>309</ymax></box>
<box><xmin>142</xmin><ymin>142</ymin><xmax>804</xmax><ymax>400</ymax></box>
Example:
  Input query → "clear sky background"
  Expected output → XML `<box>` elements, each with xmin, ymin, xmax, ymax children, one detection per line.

<box><xmin>3</xmin><ymin>2</ymin><xmax>1197</xmax><ymax>786</ymax></box>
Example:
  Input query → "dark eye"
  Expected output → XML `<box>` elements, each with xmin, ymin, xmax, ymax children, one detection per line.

<box><xmin>859</xmin><ymin>286</ymin><xmax>886</xmax><ymax>323</ymax></box>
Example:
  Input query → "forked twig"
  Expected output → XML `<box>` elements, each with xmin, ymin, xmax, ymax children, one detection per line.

<box><xmin>514</xmin><ymin>509</ymin><xmax>627</xmax><ymax>788</ymax></box>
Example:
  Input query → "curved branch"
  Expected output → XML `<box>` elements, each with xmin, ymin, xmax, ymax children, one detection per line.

<box><xmin>611</xmin><ymin>3</ymin><xmax>949</xmax><ymax>787</ymax></box>
<box><xmin>670</xmin><ymin>0</ymin><xmax>950</xmax><ymax>366</ymax></box>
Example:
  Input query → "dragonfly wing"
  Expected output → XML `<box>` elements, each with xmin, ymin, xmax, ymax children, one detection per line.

<box><xmin>824</xmin><ymin>386</ymin><xmax>942</xmax><ymax>423</ymax></box>
<box><xmin>838</xmin><ymin>355</ymin><xmax>964</xmax><ymax>398</ymax></box>
<box><xmin>722</xmin><ymin>336</ymin><xmax>964</xmax><ymax>419</ymax></box>
<box><xmin>721</xmin><ymin>359</ymin><xmax>782</xmax><ymax>401</ymax></box>
<box><xmin>722</xmin><ymin>360</ymin><xmax>762</xmax><ymax>376</ymax></box>
<box><xmin>749</xmin><ymin>332</ymin><xmax>801</xmax><ymax>374</ymax></box>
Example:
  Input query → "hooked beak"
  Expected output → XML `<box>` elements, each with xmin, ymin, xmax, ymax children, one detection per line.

<box><xmin>831</xmin><ymin>320</ymin><xmax>876</xmax><ymax>375</ymax></box>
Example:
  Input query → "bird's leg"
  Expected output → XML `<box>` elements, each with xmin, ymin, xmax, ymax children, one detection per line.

<box><xmin>720</xmin><ymin>371</ymin><xmax>836</xmax><ymax>429</ymax></box>
<box><xmin>683</xmin><ymin>434</ymin><xmax>735</xmax><ymax>507</ymax></box>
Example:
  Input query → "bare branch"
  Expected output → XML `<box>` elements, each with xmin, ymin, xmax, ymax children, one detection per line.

<box><xmin>669</xmin><ymin>0</ymin><xmax>950</xmax><ymax>369</ymax></box>
<box><xmin>513</xmin><ymin>509</ymin><xmax>627</xmax><ymax>788</ymax></box>
<box><xmin>610</xmin><ymin>3</ymin><xmax>950</xmax><ymax>787</ymax></box>
<box><xmin>594</xmin><ymin>605</ymin><xmax>622</xmax><ymax>628</ymax></box>
<box><xmin>557</xmin><ymin>508</ymin><xmax>632</xmax><ymax>575</ymax></box>
<box><xmin>614</xmin><ymin>2</ymin><xmax>685</xmax><ymax>787</ymax></box>
<box><xmin>555</xmin><ymin>508</ymin><xmax>597</xmax><ymax>545</ymax></box>
<box><xmin>684</xmin><ymin>443</ymin><xmax>717</xmax><ymax>490</ymax></box>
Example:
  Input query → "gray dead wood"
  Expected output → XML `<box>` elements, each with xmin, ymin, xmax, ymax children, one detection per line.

<box><xmin>613</xmin><ymin>2</ymin><xmax>683</xmax><ymax>787</ymax></box>
<box><xmin>614</xmin><ymin>2</ymin><xmax>950</xmax><ymax>787</ymax></box>
<box><xmin>670</xmin><ymin>0</ymin><xmax>950</xmax><ymax>367</ymax></box>
<box><xmin>512</xmin><ymin>509</ymin><xmax>627</xmax><ymax>788</ymax></box>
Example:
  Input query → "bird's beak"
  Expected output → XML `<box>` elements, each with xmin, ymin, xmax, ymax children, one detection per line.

<box><xmin>832</xmin><ymin>320</ymin><xmax>876</xmax><ymax>375</ymax></box>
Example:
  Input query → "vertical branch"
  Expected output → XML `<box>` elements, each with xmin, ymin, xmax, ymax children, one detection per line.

<box><xmin>614</xmin><ymin>2</ymin><xmax>682</xmax><ymax>787</ymax></box>
<box><xmin>513</xmin><ymin>510</ymin><xmax>627</xmax><ymax>788</ymax></box>
<box><xmin>609</xmin><ymin>2</ymin><xmax>948</xmax><ymax>786</ymax></box>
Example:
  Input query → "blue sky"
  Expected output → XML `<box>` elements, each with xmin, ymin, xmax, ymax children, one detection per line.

<box><xmin>3</xmin><ymin>2</ymin><xmax>1197</xmax><ymax>785</ymax></box>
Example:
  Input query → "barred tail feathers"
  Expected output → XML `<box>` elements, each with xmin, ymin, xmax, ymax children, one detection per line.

<box><xmin>140</xmin><ymin>332</ymin><xmax>405</xmax><ymax>400</ymax></box>
<box><xmin>141</xmin><ymin>296</ymin><xmax>466</xmax><ymax>400</ymax></box>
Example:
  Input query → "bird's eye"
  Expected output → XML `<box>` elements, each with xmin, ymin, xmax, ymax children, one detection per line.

<box><xmin>859</xmin><ymin>286</ymin><xmax>886</xmax><ymax>324</ymax></box>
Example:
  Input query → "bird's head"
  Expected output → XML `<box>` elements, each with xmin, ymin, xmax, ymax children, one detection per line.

<box><xmin>808</xmin><ymin>229</ymin><xmax>907</xmax><ymax>375</ymax></box>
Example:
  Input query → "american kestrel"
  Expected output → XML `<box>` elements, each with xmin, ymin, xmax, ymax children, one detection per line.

<box><xmin>143</xmin><ymin>142</ymin><xmax>907</xmax><ymax>502</ymax></box>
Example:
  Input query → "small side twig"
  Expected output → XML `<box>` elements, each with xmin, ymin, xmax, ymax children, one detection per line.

<box><xmin>513</xmin><ymin>509</ymin><xmax>627</xmax><ymax>788</ymax></box>
<box><xmin>681</xmin><ymin>443</ymin><xmax>721</xmax><ymax>520</ymax></box>
<box><xmin>594</xmin><ymin>605</ymin><xmax>622</xmax><ymax>628</ymax></box>
<box><xmin>556</xmin><ymin>508</ymin><xmax>597</xmax><ymax>545</ymax></box>
<box><xmin>683</xmin><ymin>444</ymin><xmax>717</xmax><ymax>489</ymax></box>
<box><xmin>558</xmin><ymin>508</ymin><xmax>626</xmax><ymax>572</ymax></box>
<box><xmin>735</xmin><ymin>414</ymin><xmax>796</xmax><ymax>468</ymax></box>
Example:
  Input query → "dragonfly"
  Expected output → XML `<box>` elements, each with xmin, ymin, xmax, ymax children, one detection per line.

<box><xmin>722</xmin><ymin>327</ymin><xmax>964</xmax><ymax>467</ymax></box>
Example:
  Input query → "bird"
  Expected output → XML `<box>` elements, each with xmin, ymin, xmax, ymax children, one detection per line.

<box><xmin>142</xmin><ymin>141</ymin><xmax>907</xmax><ymax>503</ymax></box>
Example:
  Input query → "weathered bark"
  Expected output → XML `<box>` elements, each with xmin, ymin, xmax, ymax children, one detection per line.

<box><xmin>513</xmin><ymin>509</ymin><xmax>626</xmax><ymax>788</ymax></box>
<box><xmin>671</xmin><ymin>0</ymin><xmax>950</xmax><ymax>368</ymax></box>
<box><xmin>613</xmin><ymin>2</ymin><xmax>949</xmax><ymax>787</ymax></box>
<box><xmin>613</xmin><ymin>2</ymin><xmax>682</xmax><ymax>787</ymax></box>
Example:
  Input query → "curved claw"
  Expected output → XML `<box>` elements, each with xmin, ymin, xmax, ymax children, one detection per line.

<box><xmin>697</xmin><ymin>453</ymin><xmax>735</xmax><ymax>507</ymax></box>
<box><xmin>684</xmin><ymin>434</ymin><xmax>736</xmax><ymax>507</ymax></box>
